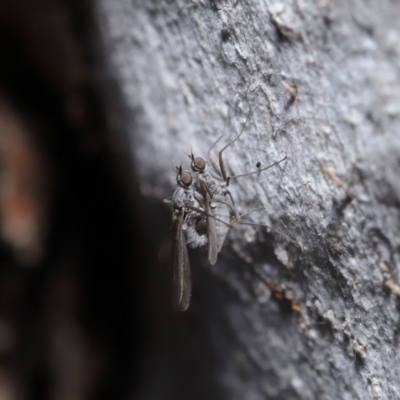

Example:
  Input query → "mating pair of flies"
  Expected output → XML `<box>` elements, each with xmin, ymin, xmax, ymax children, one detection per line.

<box><xmin>160</xmin><ymin>115</ymin><xmax>288</xmax><ymax>311</ymax></box>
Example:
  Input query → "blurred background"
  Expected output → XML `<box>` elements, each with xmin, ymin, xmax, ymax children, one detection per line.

<box><xmin>0</xmin><ymin>1</ymin><xmax>216</xmax><ymax>399</ymax></box>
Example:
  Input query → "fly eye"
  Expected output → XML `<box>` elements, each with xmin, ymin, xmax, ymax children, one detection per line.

<box><xmin>180</xmin><ymin>171</ymin><xmax>192</xmax><ymax>187</ymax></box>
<box><xmin>193</xmin><ymin>157</ymin><xmax>206</xmax><ymax>171</ymax></box>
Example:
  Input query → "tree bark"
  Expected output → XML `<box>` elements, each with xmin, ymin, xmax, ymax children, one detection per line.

<box><xmin>98</xmin><ymin>1</ymin><xmax>400</xmax><ymax>399</ymax></box>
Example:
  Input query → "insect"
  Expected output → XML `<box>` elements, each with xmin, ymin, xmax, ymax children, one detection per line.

<box><xmin>159</xmin><ymin>166</ymin><xmax>206</xmax><ymax>311</ymax></box>
<box><xmin>188</xmin><ymin>110</ymin><xmax>288</xmax><ymax>265</ymax></box>
<box><xmin>160</xmin><ymin>164</ymin><xmax>234</xmax><ymax>310</ymax></box>
<box><xmin>161</xmin><ymin>110</ymin><xmax>297</xmax><ymax>311</ymax></box>
<box><xmin>171</xmin><ymin>166</ymin><xmax>208</xmax><ymax>251</ymax></box>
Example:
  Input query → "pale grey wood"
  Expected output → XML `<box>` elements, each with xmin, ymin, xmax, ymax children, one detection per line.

<box><xmin>97</xmin><ymin>1</ymin><xmax>400</xmax><ymax>399</ymax></box>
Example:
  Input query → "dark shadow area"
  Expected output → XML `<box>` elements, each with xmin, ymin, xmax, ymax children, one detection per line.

<box><xmin>0</xmin><ymin>1</ymin><xmax>226</xmax><ymax>399</ymax></box>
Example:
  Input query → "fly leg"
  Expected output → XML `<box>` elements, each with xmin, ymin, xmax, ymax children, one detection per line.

<box><xmin>198</xmin><ymin>178</ymin><xmax>218</xmax><ymax>265</ymax></box>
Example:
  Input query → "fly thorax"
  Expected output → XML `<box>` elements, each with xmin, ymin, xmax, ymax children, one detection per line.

<box><xmin>200</xmin><ymin>171</ymin><xmax>215</xmax><ymax>192</ymax></box>
<box><xmin>221</xmin><ymin>184</ymin><xmax>228</xmax><ymax>195</ymax></box>
<box><xmin>172</xmin><ymin>186</ymin><xmax>186</xmax><ymax>210</ymax></box>
<box><xmin>184</xmin><ymin>188</ymin><xmax>195</xmax><ymax>204</ymax></box>
<box><xmin>209</xmin><ymin>180</ymin><xmax>216</xmax><ymax>191</ymax></box>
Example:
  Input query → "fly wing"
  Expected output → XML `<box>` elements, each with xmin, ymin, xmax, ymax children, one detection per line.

<box><xmin>198</xmin><ymin>178</ymin><xmax>218</xmax><ymax>265</ymax></box>
<box><xmin>159</xmin><ymin>186</ymin><xmax>187</xmax><ymax>263</ymax></box>
<box><xmin>158</xmin><ymin>223</ymin><xmax>172</xmax><ymax>263</ymax></box>
<box><xmin>171</xmin><ymin>210</ymin><xmax>191</xmax><ymax>311</ymax></box>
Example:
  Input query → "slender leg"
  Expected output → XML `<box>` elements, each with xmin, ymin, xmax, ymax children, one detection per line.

<box><xmin>185</xmin><ymin>204</ymin><xmax>231</xmax><ymax>228</ymax></box>
<box><xmin>226</xmin><ymin>156</ymin><xmax>287</xmax><ymax>186</ymax></box>
<box><xmin>207</xmin><ymin>135</ymin><xmax>224</xmax><ymax>174</ymax></box>
<box><xmin>237</xmin><ymin>218</ymin><xmax>302</xmax><ymax>250</ymax></box>
<box><xmin>199</xmin><ymin>179</ymin><xmax>218</xmax><ymax>265</ymax></box>
<box><xmin>207</xmin><ymin>105</ymin><xmax>232</xmax><ymax>174</ymax></box>
<box><xmin>184</xmin><ymin>200</ymin><xmax>301</xmax><ymax>250</ymax></box>
<box><xmin>218</xmin><ymin>108</ymin><xmax>252</xmax><ymax>182</ymax></box>
<box><xmin>224</xmin><ymin>190</ymin><xmax>241</xmax><ymax>221</ymax></box>
<box><xmin>210</xmin><ymin>108</ymin><xmax>286</xmax><ymax>187</ymax></box>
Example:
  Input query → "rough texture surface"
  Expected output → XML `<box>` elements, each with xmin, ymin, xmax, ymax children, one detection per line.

<box><xmin>98</xmin><ymin>1</ymin><xmax>400</xmax><ymax>399</ymax></box>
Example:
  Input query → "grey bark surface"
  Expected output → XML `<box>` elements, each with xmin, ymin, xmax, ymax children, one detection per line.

<box><xmin>98</xmin><ymin>1</ymin><xmax>400</xmax><ymax>399</ymax></box>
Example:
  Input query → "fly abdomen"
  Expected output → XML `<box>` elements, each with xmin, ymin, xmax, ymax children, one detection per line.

<box><xmin>212</xmin><ymin>200</ymin><xmax>230</xmax><ymax>252</ymax></box>
<box><xmin>185</xmin><ymin>223</ymin><xmax>208</xmax><ymax>248</ymax></box>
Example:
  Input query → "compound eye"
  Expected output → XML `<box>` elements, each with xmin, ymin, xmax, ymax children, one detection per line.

<box><xmin>193</xmin><ymin>157</ymin><xmax>206</xmax><ymax>171</ymax></box>
<box><xmin>180</xmin><ymin>171</ymin><xmax>192</xmax><ymax>187</ymax></box>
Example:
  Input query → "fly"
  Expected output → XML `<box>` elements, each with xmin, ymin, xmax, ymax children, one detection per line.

<box><xmin>188</xmin><ymin>109</ymin><xmax>297</xmax><ymax>264</ymax></box>
<box><xmin>159</xmin><ymin>166</ymin><xmax>209</xmax><ymax>311</ymax></box>
<box><xmin>160</xmin><ymin>110</ymin><xmax>299</xmax><ymax>311</ymax></box>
